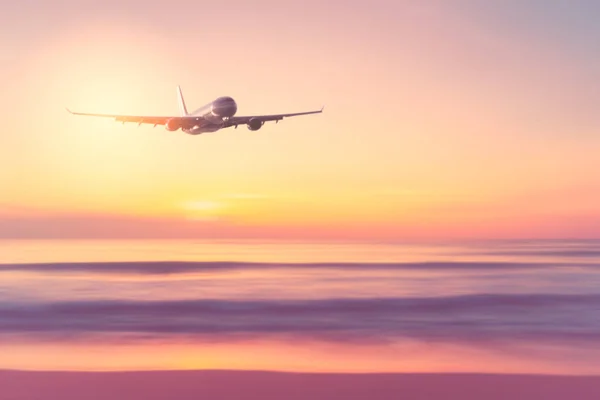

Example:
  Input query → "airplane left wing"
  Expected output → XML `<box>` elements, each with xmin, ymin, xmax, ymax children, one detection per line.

<box><xmin>224</xmin><ymin>107</ymin><xmax>324</xmax><ymax>128</ymax></box>
<box><xmin>66</xmin><ymin>109</ymin><xmax>171</xmax><ymax>126</ymax></box>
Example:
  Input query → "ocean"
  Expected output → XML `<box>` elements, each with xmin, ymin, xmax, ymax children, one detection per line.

<box><xmin>1</xmin><ymin>239</ymin><xmax>599</xmax><ymax>374</ymax></box>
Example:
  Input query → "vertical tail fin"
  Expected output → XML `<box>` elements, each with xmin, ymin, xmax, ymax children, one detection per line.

<box><xmin>176</xmin><ymin>85</ymin><xmax>189</xmax><ymax>116</ymax></box>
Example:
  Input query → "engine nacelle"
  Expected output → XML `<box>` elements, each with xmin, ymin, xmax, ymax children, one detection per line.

<box><xmin>247</xmin><ymin>118</ymin><xmax>263</xmax><ymax>131</ymax></box>
<box><xmin>165</xmin><ymin>118</ymin><xmax>181</xmax><ymax>131</ymax></box>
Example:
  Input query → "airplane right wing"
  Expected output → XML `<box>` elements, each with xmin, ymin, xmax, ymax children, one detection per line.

<box><xmin>224</xmin><ymin>107</ymin><xmax>324</xmax><ymax>128</ymax></box>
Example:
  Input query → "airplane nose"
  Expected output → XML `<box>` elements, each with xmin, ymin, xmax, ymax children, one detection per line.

<box><xmin>212</xmin><ymin>99</ymin><xmax>237</xmax><ymax>118</ymax></box>
<box><xmin>226</xmin><ymin>100</ymin><xmax>237</xmax><ymax>116</ymax></box>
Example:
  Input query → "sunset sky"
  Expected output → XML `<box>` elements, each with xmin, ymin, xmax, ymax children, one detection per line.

<box><xmin>2</xmin><ymin>0</ymin><xmax>599</xmax><ymax>240</ymax></box>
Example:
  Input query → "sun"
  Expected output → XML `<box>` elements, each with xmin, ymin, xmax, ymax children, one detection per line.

<box><xmin>182</xmin><ymin>200</ymin><xmax>224</xmax><ymax>221</ymax></box>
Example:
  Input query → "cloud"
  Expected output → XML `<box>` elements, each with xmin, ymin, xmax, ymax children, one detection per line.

<box><xmin>461</xmin><ymin>239</ymin><xmax>600</xmax><ymax>258</ymax></box>
<box><xmin>0</xmin><ymin>215</ymin><xmax>243</xmax><ymax>239</ymax></box>
<box><xmin>224</xmin><ymin>193</ymin><xmax>269</xmax><ymax>200</ymax></box>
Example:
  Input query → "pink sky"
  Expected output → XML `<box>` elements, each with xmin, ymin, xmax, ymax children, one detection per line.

<box><xmin>1</xmin><ymin>1</ymin><xmax>599</xmax><ymax>240</ymax></box>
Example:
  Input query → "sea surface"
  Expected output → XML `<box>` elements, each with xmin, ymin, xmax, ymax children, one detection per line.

<box><xmin>1</xmin><ymin>239</ymin><xmax>599</xmax><ymax>374</ymax></box>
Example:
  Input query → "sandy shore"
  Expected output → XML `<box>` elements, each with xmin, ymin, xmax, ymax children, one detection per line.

<box><xmin>1</xmin><ymin>370</ymin><xmax>599</xmax><ymax>400</ymax></box>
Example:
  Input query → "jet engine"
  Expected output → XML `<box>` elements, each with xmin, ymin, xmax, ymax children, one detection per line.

<box><xmin>247</xmin><ymin>118</ymin><xmax>263</xmax><ymax>131</ymax></box>
<box><xmin>165</xmin><ymin>118</ymin><xmax>181</xmax><ymax>131</ymax></box>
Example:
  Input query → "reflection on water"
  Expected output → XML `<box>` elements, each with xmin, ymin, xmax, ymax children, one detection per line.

<box><xmin>1</xmin><ymin>239</ymin><xmax>599</xmax><ymax>374</ymax></box>
<box><xmin>0</xmin><ymin>239</ymin><xmax>463</xmax><ymax>264</ymax></box>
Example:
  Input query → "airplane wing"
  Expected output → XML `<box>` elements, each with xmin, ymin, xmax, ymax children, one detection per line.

<box><xmin>66</xmin><ymin>109</ymin><xmax>172</xmax><ymax>126</ymax></box>
<box><xmin>225</xmin><ymin>107</ymin><xmax>324</xmax><ymax>127</ymax></box>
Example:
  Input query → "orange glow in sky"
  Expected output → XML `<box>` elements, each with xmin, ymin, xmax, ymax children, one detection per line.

<box><xmin>2</xmin><ymin>1</ymin><xmax>600</xmax><ymax>241</ymax></box>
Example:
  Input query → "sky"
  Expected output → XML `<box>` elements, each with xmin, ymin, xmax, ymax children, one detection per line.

<box><xmin>1</xmin><ymin>0</ymin><xmax>600</xmax><ymax>241</ymax></box>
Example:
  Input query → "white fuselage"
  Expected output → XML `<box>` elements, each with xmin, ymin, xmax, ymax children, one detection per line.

<box><xmin>183</xmin><ymin>96</ymin><xmax>238</xmax><ymax>135</ymax></box>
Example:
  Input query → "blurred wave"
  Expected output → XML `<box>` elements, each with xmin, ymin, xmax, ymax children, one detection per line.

<box><xmin>1</xmin><ymin>294</ymin><xmax>599</xmax><ymax>344</ymax></box>
<box><xmin>1</xmin><ymin>239</ymin><xmax>599</xmax><ymax>374</ymax></box>
<box><xmin>475</xmin><ymin>250</ymin><xmax>600</xmax><ymax>258</ymax></box>
<box><xmin>2</xmin><ymin>260</ymin><xmax>600</xmax><ymax>275</ymax></box>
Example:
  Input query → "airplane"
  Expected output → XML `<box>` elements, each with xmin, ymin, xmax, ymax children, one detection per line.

<box><xmin>67</xmin><ymin>86</ymin><xmax>323</xmax><ymax>135</ymax></box>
